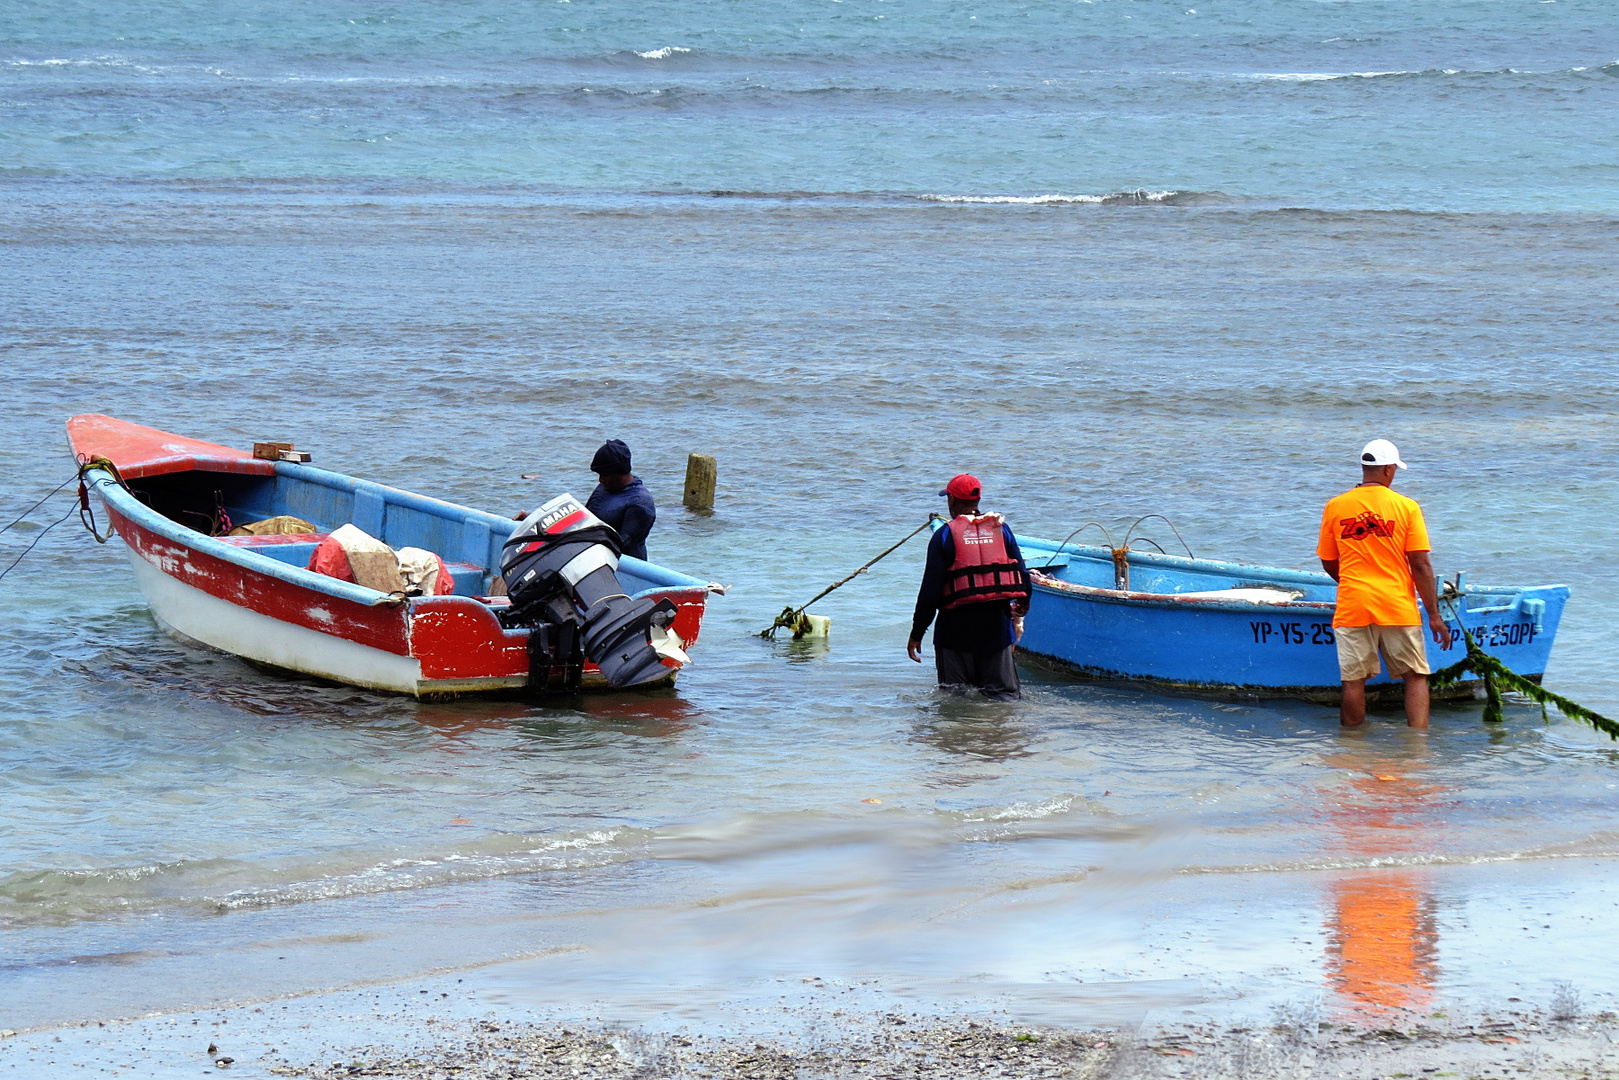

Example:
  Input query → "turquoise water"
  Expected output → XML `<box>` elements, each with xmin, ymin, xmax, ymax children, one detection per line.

<box><xmin>4</xmin><ymin>0</ymin><xmax>1619</xmax><ymax>1039</ymax></box>
<box><xmin>6</xmin><ymin>0</ymin><xmax>1619</xmax><ymax>209</ymax></box>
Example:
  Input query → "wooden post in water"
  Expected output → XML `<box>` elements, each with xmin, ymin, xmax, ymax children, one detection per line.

<box><xmin>683</xmin><ymin>453</ymin><xmax>717</xmax><ymax>512</ymax></box>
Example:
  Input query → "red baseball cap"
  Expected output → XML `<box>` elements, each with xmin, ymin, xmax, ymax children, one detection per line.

<box><xmin>938</xmin><ymin>473</ymin><xmax>982</xmax><ymax>499</ymax></box>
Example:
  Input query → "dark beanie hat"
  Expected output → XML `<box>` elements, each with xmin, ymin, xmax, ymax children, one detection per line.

<box><xmin>590</xmin><ymin>439</ymin><xmax>632</xmax><ymax>474</ymax></box>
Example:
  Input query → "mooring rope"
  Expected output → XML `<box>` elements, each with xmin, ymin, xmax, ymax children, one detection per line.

<box><xmin>75</xmin><ymin>455</ymin><xmax>127</xmax><ymax>544</ymax></box>
<box><xmin>761</xmin><ymin>516</ymin><xmax>941</xmax><ymax>639</ymax></box>
<box><xmin>0</xmin><ymin>473</ymin><xmax>80</xmax><ymax>539</ymax></box>
<box><xmin>1432</xmin><ymin>597</ymin><xmax>1618</xmax><ymax>739</ymax></box>
<box><xmin>0</xmin><ymin>500</ymin><xmax>83</xmax><ymax>584</ymax></box>
<box><xmin>0</xmin><ymin>457</ymin><xmax>129</xmax><ymax>584</ymax></box>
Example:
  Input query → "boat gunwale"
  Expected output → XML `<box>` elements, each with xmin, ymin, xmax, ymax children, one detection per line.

<box><xmin>91</xmin><ymin>464</ymin><xmax>391</xmax><ymax>610</ymax></box>
<box><xmin>1020</xmin><ymin>536</ymin><xmax>1569</xmax><ymax>614</ymax></box>
<box><xmin>1021</xmin><ymin>536</ymin><xmax>1336</xmax><ymax>582</ymax></box>
<box><xmin>86</xmin><ymin>462</ymin><xmax>710</xmax><ymax>613</ymax></box>
<box><xmin>1028</xmin><ymin>569</ymin><xmax>1334</xmax><ymax>614</ymax></box>
<box><xmin>1021</xmin><ymin>538</ymin><xmax>1336</xmax><ymax>614</ymax></box>
<box><xmin>271</xmin><ymin>460</ymin><xmax>712</xmax><ymax>594</ymax></box>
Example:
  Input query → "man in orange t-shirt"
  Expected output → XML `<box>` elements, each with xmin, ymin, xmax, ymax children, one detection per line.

<box><xmin>1317</xmin><ymin>439</ymin><xmax>1455</xmax><ymax>729</ymax></box>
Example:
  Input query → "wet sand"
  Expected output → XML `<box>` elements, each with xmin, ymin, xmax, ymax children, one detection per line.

<box><xmin>276</xmin><ymin>1017</ymin><xmax>1117</xmax><ymax>1079</ymax></box>
<box><xmin>1123</xmin><ymin>1009</ymin><xmax>1619</xmax><ymax>1079</ymax></box>
<box><xmin>10</xmin><ymin>851</ymin><xmax>1619</xmax><ymax>1078</ymax></box>
<box><xmin>1</xmin><ymin>975</ymin><xmax>1121</xmax><ymax>1080</ymax></box>
<box><xmin>270</xmin><ymin>1011</ymin><xmax>1619</xmax><ymax>1080</ymax></box>
<box><xmin>8</xmin><ymin>966</ymin><xmax>1619</xmax><ymax>1080</ymax></box>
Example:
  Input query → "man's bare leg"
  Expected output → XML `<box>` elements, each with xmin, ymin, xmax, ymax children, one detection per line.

<box><xmin>1340</xmin><ymin>679</ymin><xmax>1367</xmax><ymax>727</ymax></box>
<box><xmin>1403</xmin><ymin>673</ymin><xmax>1430</xmax><ymax>729</ymax></box>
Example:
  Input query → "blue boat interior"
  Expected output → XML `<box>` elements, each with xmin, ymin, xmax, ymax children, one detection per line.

<box><xmin>1017</xmin><ymin>537</ymin><xmax>1336</xmax><ymax>600</ymax></box>
<box><xmin>122</xmin><ymin>463</ymin><xmax>699</xmax><ymax>598</ymax></box>
<box><xmin>1017</xmin><ymin>535</ymin><xmax>1553</xmax><ymax>618</ymax></box>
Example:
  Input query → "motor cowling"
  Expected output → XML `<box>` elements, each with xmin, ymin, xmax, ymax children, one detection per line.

<box><xmin>500</xmin><ymin>494</ymin><xmax>682</xmax><ymax>689</ymax></box>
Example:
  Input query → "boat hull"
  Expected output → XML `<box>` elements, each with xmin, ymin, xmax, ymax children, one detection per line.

<box><xmin>131</xmin><ymin>546</ymin><xmax>431</xmax><ymax>693</ymax></box>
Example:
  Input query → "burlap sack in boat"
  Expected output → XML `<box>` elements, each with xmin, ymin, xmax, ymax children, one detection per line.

<box><xmin>397</xmin><ymin>546</ymin><xmax>455</xmax><ymax>596</ymax></box>
<box><xmin>319</xmin><ymin>524</ymin><xmax>404</xmax><ymax>593</ymax></box>
<box><xmin>228</xmin><ymin>515</ymin><xmax>316</xmax><ymax>536</ymax></box>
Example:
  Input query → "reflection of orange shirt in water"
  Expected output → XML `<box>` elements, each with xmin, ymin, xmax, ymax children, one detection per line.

<box><xmin>1330</xmin><ymin>869</ymin><xmax>1437</xmax><ymax>1011</ymax></box>
<box><xmin>1321</xmin><ymin>760</ymin><xmax>1441</xmax><ymax>1013</ymax></box>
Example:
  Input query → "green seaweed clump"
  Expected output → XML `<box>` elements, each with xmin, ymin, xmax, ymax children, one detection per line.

<box><xmin>1430</xmin><ymin>625</ymin><xmax>1618</xmax><ymax>739</ymax></box>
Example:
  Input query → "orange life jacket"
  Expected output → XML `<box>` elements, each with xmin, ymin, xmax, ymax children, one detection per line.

<box><xmin>941</xmin><ymin>513</ymin><xmax>1027</xmax><ymax>610</ymax></box>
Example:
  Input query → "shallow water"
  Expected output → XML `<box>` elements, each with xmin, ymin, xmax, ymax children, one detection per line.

<box><xmin>3</xmin><ymin>0</ymin><xmax>1619</xmax><ymax>1038</ymax></box>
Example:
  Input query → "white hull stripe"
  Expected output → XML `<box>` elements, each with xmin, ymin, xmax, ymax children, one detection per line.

<box><xmin>128</xmin><ymin>548</ymin><xmax>426</xmax><ymax>694</ymax></box>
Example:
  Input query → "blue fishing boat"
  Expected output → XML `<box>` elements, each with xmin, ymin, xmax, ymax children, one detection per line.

<box><xmin>1013</xmin><ymin>528</ymin><xmax>1569</xmax><ymax>703</ymax></box>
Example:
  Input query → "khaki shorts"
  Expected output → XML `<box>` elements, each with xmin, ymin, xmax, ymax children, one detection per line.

<box><xmin>1335</xmin><ymin>624</ymin><xmax>1431</xmax><ymax>682</ymax></box>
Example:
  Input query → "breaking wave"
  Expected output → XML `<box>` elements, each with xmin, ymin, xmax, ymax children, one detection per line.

<box><xmin>919</xmin><ymin>189</ymin><xmax>1230</xmax><ymax>206</ymax></box>
<box><xmin>1256</xmin><ymin>70</ymin><xmax>1417</xmax><ymax>81</ymax></box>
<box><xmin>0</xmin><ymin>827</ymin><xmax>646</xmax><ymax>930</ymax></box>
<box><xmin>5</xmin><ymin>55</ymin><xmax>138</xmax><ymax>68</ymax></box>
<box><xmin>1250</xmin><ymin>63</ymin><xmax>1619</xmax><ymax>82</ymax></box>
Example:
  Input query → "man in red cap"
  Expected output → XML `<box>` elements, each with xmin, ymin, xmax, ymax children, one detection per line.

<box><xmin>907</xmin><ymin>473</ymin><xmax>1033</xmax><ymax>699</ymax></box>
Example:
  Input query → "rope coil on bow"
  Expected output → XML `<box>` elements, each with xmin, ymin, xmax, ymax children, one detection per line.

<box><xmin>76</xmin><ymin>455</ymin><xmax>127</xmax><ymax>544</ymax></box>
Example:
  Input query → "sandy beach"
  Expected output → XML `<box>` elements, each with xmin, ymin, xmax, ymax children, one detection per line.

<box><xmin>9</xmin><ymin>965</ymin><xmax>1619</xmax><ymax>1080</ymax></box>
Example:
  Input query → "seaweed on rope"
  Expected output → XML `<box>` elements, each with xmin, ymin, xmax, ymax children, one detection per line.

<box><xmin>1430</xmin><ymin>621</ymin><xmax>1619</xmax><ymax>740</ymax></box>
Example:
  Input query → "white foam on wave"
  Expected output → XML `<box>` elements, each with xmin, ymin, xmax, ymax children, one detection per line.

<box><xmin>1256</xmin><ymin>70</ymin><xmax>1416</xmax><ymax>81</ymax></box>
<box><xmin>926</xmin><ymin>193</ymin><xmax>1108</xmax><ymax>204</ymax></box>
<box><xmin>635</xmin><ymin>46</ymin><xmax>692</xmax><ymax>60</ymax></box>
<box><xmin>922</xmin><ymin>190</ymin><xmax>1182</xmax><ymax>205</ymax></box>
<box><xmin>0</xmin><ymin>826</ymin><xmax>645</xmax><ymax>926</ymax></box>
<box><xmin>1251</xmin><ymin>67</ymin><xmax>1581</xmax><ymax>82</ymax></box>
<box><xmin>959</xmin><ymin>795</ymin><xmax>1079</xmax><ymax>822</ymax></box>
<box><xmin>6</xmin><ymin>55</ymin><xmax>137</xmax><ymax>69</ymax></box>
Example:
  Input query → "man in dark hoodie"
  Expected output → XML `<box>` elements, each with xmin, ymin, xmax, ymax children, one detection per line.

<box><xmin>584</xmin><ymin>439</ymin><xmax>656</xmax><ymax>561</ymax></box>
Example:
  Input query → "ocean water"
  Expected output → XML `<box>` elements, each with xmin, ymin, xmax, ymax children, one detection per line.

<box><xmin>4</xmin><ymin>0</ymin><xmax>1619</xmax><ymax>1042</ymax></box>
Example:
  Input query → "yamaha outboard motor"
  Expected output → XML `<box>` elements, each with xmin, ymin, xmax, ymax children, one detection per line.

<box><xmin>499</xmin><ymin>494</ymin><xmax>682</xmax><ymax>690</ymax></box>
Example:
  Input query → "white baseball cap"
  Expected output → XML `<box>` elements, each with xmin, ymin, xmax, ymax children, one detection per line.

<box><xmin>1360</xmin><ymin>439</ymin><xmax>1409</xmax><ymax>469</ymax></box>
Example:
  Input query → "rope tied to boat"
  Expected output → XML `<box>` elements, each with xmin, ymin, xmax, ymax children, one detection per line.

<box><xmin>761</xmin><ymin>516</ymin><xmax>942</xmax><ymax>639</ymax></box>
<box><xmin>1431</xmin><ymin>592</ymin><xmax>1618</xmax><ymax>740</ymax></box>
<box><xmin>76</xmin><ymin>455</ymin><xmax>127</xmax><ymax>544</ymax></box>
<box><xmin>0</xmin><ymin>457</ymin><xmax>128</xmax><ymax>583</ymax></box>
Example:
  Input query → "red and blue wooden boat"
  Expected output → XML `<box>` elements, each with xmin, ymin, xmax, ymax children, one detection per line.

<box><xmin>66</xmin><ymin>415</ymin><xmax>716</xmax><ymax>697</ymax></box>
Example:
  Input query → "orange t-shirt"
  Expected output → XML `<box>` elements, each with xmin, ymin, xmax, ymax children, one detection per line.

<box><xmin>1316</xmin><ymin>484</ymin><xmax>1431</xmax><ymax>628</ymax></box>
